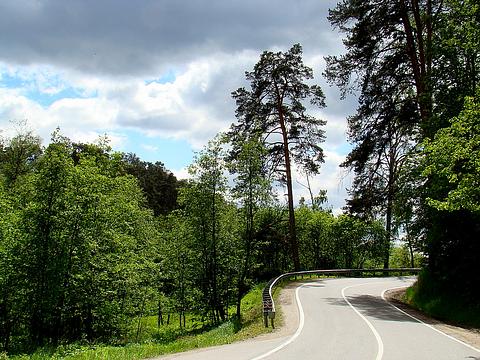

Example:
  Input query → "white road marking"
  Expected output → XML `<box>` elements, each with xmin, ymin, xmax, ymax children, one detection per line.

<box><xmin>251</xmin><ymin>278</ymin><xmax>478</xmax><ymax>360</ymax></box>
<box><xmin>250</xmin><ymin>283</ymin><xmax>307</xmax><ymax>360</ymax></box>
<box><xmin>381</xmin><ymin>286</ymin><xmax>480</xmax><ymax>354</ymax></box>
<box><xmin>342</xmin><ymin>283</ymin><xmax>384</xmax><ymax>360</ymax></box>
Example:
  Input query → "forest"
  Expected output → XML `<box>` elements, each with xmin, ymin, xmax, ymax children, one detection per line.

<box><xmin>1</xmin><ymin>0</ymin><xmax>479</xmax><ymax>356</ymax></box>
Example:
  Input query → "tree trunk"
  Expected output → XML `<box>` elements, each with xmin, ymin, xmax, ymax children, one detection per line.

<box><xmin>384</xmin><ymin>130</ymin><xmax>397</xmax><ymax>269</ymax></box>
<box><xmin>385</xmin><ymin>199</ymin><xmax>393</xmax><ymax>269</ymax></box>
<box><xmin>399</xmin><ymin>0</ymin><xmax>434</xmax><ymax>133</ymax></box>
<box><xmin>136</xmin><ymin>294</ymin><xmax>146</xmax><ymax>341</ymax></box>
<box><xmin>236</xmin><ymin>289</ymin><xmax>243</xmax><ymax>319</ymax></box>
<box><xmin>409</xmin><ymin>242</ymin><xmax>415</xmax><ymax>268</ymax></box>
<box><xmin>157</xmin><ymin>301</ymin><xmax>163</xmax><ymax>327</ymax></box>
<box><xmin>306</xmin><ymin>173</ymin><xmax>315</xmax><ymax>209</ymax></box>
<box><xmin>278</xmin><ymin>105</ymin><xmax>300</xmax><ymax>271</ymax></box>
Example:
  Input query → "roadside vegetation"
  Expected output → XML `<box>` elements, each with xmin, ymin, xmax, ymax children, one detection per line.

<box><xmin>3</xmin><ymin>284</ymin><xmax>276</xmax><ymax>360</ymax></box>
<box><xmin>1</xmin><ymin>0</ymin><xmax>479</xmax><ymax>358</ymax></box>
<box><xmin>0</xmin><ymin>128</ymin><xmax>396</xmax><ymax>359</ymax></box>
<box><xmin>404</xmin><ymin>273</ymin><xmax>480</xmax><ymax>330</ymax></box>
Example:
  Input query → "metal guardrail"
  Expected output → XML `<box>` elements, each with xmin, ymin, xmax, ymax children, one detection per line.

<box><xmin>262</xmin><ymin>268</ymin><xmax>421</xmax><ymax>328</ymax></box>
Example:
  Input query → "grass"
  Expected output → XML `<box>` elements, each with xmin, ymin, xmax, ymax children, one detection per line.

<box><xmin>403</xmin><ymin>277</ymin><xmax>480</xmax><ymax>329</ymax></box>
<box><xmin>5</xmin><ymin>283</ymin><xmax>279</xmax><ymax>360</ymax></box>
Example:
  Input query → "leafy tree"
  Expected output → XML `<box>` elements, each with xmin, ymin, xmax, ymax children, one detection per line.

<box><xmin>296</xmin><ymin>206</ymin><xmax>337</xmax><ymax>269</ymax></box>
<box><xmin>225</xmin><ymin>133</ymin><xmax>273</xmax><ymax>317</ymax></box>
<box><xmin>326</xmin><ymin>0</ymin><xmax>480</xmax><ymax>300</ymax></box>
<box><xmin>122</xmin><ymin>153</ymin><xmax>180</xmax><ymax>216</ymax></box>
<box><xmin>433</xmin><ymin>0</ymin><xmax>480</xmax><ymax>130</ymax></box>
<box><xmin>389</xmin><ymin>245</ymin><xmax>424</xmax><ymax>268</ymax></box>
<box><xmin>252</xmin><ymin>206</ymin><xmax>290</xmax><ymax>279</ymax></box>
<box><xmin>419</xmin><ymin>90</ymin><xmax>480</xmax><ymax>300</ymax></box>
<box><xmin>0</xmin><ymin>132</ymin><xmax>42</xmax><ymax>188</ymax></box>
<box><xmin>1</xmin><ymin>131</ymin><xmax>158</xmax><ymax>348</ymax></box>
<box><xmin>158</xmin><ymin>213</ymin><xmax>197</xmax><ymax>328</ymax></box>
<box><xmin>0</xmin><ymin>180</ymin><xmax>27</xmax><ymax>351</ymax></box>
<box><xmin>325</xmin><ymin>0</ymin><xmax>439</xmax><ymax>131</ymax></box>
<box><xmin>343</xmin><ymin>116</ymin><xmax>418</xmax><ymax>268</ymax></box>
<box><xmin>423</xmin><ymin>90</ymin><xmax>480</xmax><ymax>212</ymax></box>
<box><xmin>230</xmin><ymin>44</ymin><xmax>326</xmax><ymax>271</ymax></box>
<box><xmin>331</xmin><ymin>215</ymin><xmax>385</xmax><ymax>269</ymax></box>
<box><xmin>179</xmin><ymin>138</ymin><xmax>236</xmax><ymax>323</ymax></box>
<box><xmin>325</xmin><ymin>0</ymin><xmax>441</xmax><ymax>268</ymax></box>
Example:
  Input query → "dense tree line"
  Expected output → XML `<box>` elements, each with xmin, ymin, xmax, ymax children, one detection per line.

<box><xmin>326</xmin><ymin>0</ymin><xmax>480</xmax><ymax>302</ymax></box>
<box><xmin>0</xmin><ymin>127</ymin><xmax>395</xmax><ymax>353</ymax></box>
<box><xmin>2</xmin><ymin>1</ymin><xmax>477</xmax><ymax>351</ymax></box>
<box><xmin>122</xmin><ymin>153</ymin><xmax>182</xmax><ymax>216</ymax></box>
<box><xmin>0</xmin><ymin>131</ymin><xmax>158</xmax><ymax>351</ymax></box>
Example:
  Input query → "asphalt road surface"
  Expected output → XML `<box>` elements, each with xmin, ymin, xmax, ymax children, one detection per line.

<box><xmin>156</xmin><ymin>277</ymin><xmax>480</xmax><ymax>360</ymax></box>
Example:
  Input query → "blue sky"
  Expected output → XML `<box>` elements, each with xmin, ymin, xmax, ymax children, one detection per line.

<box><xmin>1</xmin><ymin>66</ymin><xmax>193</xmax><ymax>171</ymax></box>
<box><xmin>121</xmin><ymin>130</ymin><xmax>194</xmax><ymax>170</ymax></box>
<box><xmin>0</xmin><ymin>0</ymin><xmax>356</xmax><ymax>211</ymax></box>
<box><xmin>1</xmin><ymin>70</ymin><xmax>95</xmax><ymax>107</ymax></box>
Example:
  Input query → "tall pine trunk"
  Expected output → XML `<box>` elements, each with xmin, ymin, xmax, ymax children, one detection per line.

<box><xmin>278</xmin><ymin>100</ymin><xmax>300</xmax><ymax>271</ymax></box>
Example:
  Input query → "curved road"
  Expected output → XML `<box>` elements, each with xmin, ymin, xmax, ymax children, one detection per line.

<box><xmin>156</xmin><ymin>277</ymin><xmax>480</xmax><ymax>360</ymax></box>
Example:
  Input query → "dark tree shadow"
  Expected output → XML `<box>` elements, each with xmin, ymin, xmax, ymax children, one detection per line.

<box><xmin>325</xmin><ymin>295</ymin><xmax>418</xmax><ymax>323</ymax></box>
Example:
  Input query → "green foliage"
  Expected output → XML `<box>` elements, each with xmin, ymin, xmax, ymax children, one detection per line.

<box><xmin>296</xmin><ymin>206</ymin><xmax>336</xmax><ymax>269</ymax></box>
<box><xmin>433</xmin><ymin>0</ymin><xmax>480</xmax><ymax>127</ymax></box>
<box><xmin>331</xmin><ymin>215</ymin><xmax>385</xmax><ymax>269</ymax></box>
<box><xmin>0</xmin><ymin>131</ymin><xmax>158</xmax><ymax>351</ymax></box>
<box><xmin>0</xmin><ymin>132</ymin><xmax>42</xmax><ymax>188</ymax></box>
<box><xmin>296</xmin><ymin>207</ymin><xmax>386</xmax><ymax>270</ymax></box>
<box><xmin>4</xmin><ymin>284</ymin><xmax>271</xmax><ymax>360</ymax></box>
<box><xmin>230</xmin><ymin>43</ymin><xmax>326</xmax><ymax>271</ymax></box>
<box><xmin>176</xmin><ymin>138</ymin><xmax>241</xmax><ymax>323</ymax></box>
<box><xmin>419</xmin><ymin>73</ymin><xmax>480</xmax><ymax>305</ymax></box>
<box><xmin>423</xmin><ymin>90</ymin><xmax>480</xmax><ymax>212</ymax></box>
<box><xmin>223</xmin><ymin>132</ymin><xmax>274</xmax><ymax>316</ymax></box>
<box><xmin>327</xmin><ymin>0</ymin><xmax>480</xmax><ymax>311</ymax></box>
<box><xmin>405</xmin><ymin>272</ymin><xmax>480</xmax><ymax>328</ymax></box>
<box><xmin>122</xmin><ymin>153</ymin><xmax>180</xmax><ymax>216</ymax></box>
<box><xmin>389</xmin><ymin>246</ymin><xmax>424</xmax><ymax>268</ymax></box>
<box><xmin>1</xmin><ymin>126</ymin><xmax>416</xmax><ymax>357</ymax></box>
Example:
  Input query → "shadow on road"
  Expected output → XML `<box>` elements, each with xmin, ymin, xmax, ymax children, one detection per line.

<box><xmin>325</xmin><ymin>295</ymin><xmax>418</xmax><ymax>323</ymax></box>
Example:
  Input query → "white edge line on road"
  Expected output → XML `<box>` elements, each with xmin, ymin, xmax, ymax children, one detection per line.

<box><xmin>342</xmin><ymin>283</ymin><xmax>384</xmax><ymax>360</ymax></box>
<box><xmin>249</xmin><ymin>283</ymin><xmax>307</xmax><ymax>360</ymax></box>
<box><xmin>381</xmin><ymin>286</ymin><xmax>480</xmax><ymax>354</ymax></box>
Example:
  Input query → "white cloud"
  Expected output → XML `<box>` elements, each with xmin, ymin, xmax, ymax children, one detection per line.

<box><xmin>172</xmin><ymin>166</ymin><xmax>191</xmax><ymax>181</ymax></box>
<box><xmin>1</xmin><ymin>47</ymin><xmax>353</xmax><ymax>209</ymax></box>
<box><xmin>290</xmin><ymin>150</ymin><xmax>352</xmax><ymax>214</ymax></box>
<box><xmin>141</xmin><ymin>144</ymin><xmax>159</xmax><ymax>152</ymax></box>
<box><xmin>0</xmin><ymin>0</ymin><xmax>355</xmax><ymax>210</ymax></box>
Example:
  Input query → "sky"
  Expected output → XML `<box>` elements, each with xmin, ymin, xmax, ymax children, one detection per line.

<box><xmin>0</xmin><ymin>0</ymin><xmax>358</xmax><ymax>212</ymax></box>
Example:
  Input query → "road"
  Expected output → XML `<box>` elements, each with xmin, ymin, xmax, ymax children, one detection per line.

<box><xmin>155</xmin><ymin>277</ymin><xmax>480</xmax><ymax>360</ymax></box>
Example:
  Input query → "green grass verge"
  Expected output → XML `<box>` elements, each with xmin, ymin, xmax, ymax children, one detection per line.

<box><xmin>5</xmin><ymin>283</ymin><xmax>278</xmax><ymax>360</ymax></box>
<box><xmin>404</xmin><ymin>277</ymin><xmax>480</xmax><ymax>329</ymax></box>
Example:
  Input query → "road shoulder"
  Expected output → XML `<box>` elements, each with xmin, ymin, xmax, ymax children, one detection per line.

<box><xmin>384</xmin><ymin>288</ymin><xmax>480</xmax><ymax>350</ymax></box>
<box><xmin>150</xmin><ymin>283</ymin><xmax>301</xmax><ymax>359</ymax></box>
<box><xmin>253</xmin><ymin>281</ymin><xmax>301</xmax><ymax>340</ymax></box>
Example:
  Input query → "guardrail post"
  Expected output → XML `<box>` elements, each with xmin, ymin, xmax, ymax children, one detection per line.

<box><xmin>264</xmin><ymin>312</ymin><xmax>268</xmax><ymax>327</ymax></box>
